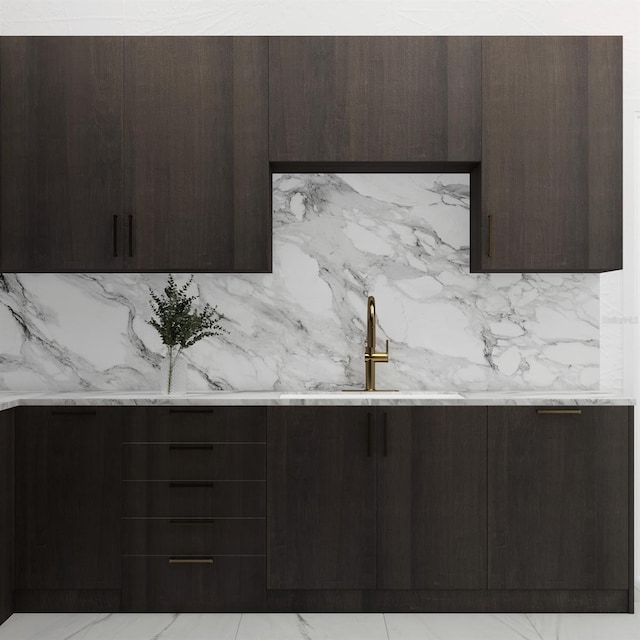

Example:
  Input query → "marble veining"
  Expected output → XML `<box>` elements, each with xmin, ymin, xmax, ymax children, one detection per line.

<box><xmin>0</xmin><ymin>174</ymin><xmax>601</xmax><ymax>393</ymax></box>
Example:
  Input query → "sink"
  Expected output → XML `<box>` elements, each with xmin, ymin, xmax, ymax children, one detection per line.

<box><xmin>279</xmin><ymin>391</ymin><xmax>463</xmax><ymax>399</ymax></box>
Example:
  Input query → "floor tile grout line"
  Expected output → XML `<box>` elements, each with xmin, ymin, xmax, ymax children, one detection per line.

<box><xmin>382</xmin><ymin>613</ymin><xmax>391</xmax><ymax>640</ymax></box>
<box><xmin>234</xmin><ymin>613</ymin><xmax>243</xmax><ymax>640</ymax></box>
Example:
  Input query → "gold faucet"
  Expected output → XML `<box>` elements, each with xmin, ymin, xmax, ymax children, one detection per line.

<box><xmin>364</xmin><ymin>296</ymin><xmax>389</xmax><ymax>391</ymax></box>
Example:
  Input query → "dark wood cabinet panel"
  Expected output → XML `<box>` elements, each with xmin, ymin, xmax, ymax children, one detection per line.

<box><xmin>488</xmin><ymin>406</ymin><xmax>630</xmax><ymax>590</ymax></box>
<box><xmin>0</xmin><ymin>37</ymin><xmax>124</xmax><ymax>272</ymax></box>
<box><xmin>378</xmin><ymin>407</ymin><xmax>487</xmax><ymax>589</ymax></box>
<box><xmin>0</xmin><ymin>410</ymin><xmax>14</xmax><ymax>624</ymax></box>
<box><xmin>267</xmin><ymin>407</ymin><xmax>377</xmax><ymax>589</ymax></box>
<box><xmin>123</xmin><ymin>555</ymin><xmax>265</xmax><ymax>612</ymax></box>
<box><xmin>15</xmin><ymin>407</ymin><xmax>124</xmax><ymax>591</ymax></box>
<box><xmin>269</xmin><ymin>36</ymin><xmax>481</xmax><ymax>162</ymax></box>
<box><xmin>474</xmin><ymin>36</ymin><xmax>622</xmax><ymax>272</ymax></box>
<box><xmin>124</xmin><ymin>37</ymin><xmax>270</xmax><ymax>272</ymax></box>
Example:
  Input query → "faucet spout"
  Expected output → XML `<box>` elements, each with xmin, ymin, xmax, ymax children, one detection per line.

<box><xmin>364</xmin><ymin>295</ymin><xmax>389</xmax><ymax>391</ymax></box>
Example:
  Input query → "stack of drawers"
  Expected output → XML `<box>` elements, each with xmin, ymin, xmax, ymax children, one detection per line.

<box><xmin>121</xmin><ymin>407</ymin><xmax>266</xmax><ymax>612</ymax></box>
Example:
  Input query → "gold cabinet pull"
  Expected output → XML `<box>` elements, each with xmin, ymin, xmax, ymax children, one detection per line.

<box><xmin>536</xmin><ymin>409</ymin><xmax>582</xmax><ymax>415</ymax></box>
<box><xmin>487</xmin><ymin>215</ymin><xmax>493</xmax><ymax>257</ymax></box>
<box><xmin>168</xmin><ymin>558</ymin><xmax>214</xmax><ymax>565</ymax></box>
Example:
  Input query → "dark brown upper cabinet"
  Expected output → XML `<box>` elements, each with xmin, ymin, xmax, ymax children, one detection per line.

<box><xmin>0</xmin><ymin>37</ymin><xmax>124</xmax><ymax>272</ymax></box>
<box><xmin>124</xmin><ymin>37</ymin><xmax>270</xmax><ymax>272</ymax></box>
<box><xmin>488</xmin><ymin>406</ymin><xmax>630</xmax><ymax>590</ymax></box>
<box><xmin>0</xmin><ymin>36</ymin><xmax>270</xmax><ymax>273</ymax></box>
<box><xmin>378</xmin><ymin>407</ymin><xmax>487</xmax><ymax>589</ymax></box>
<box><xmin>472</xmin><ymin>37</ymin><xmax>622</xmax><ymax>272</ymax></box>
<box><xmin>269</xmin><ymin>36</ymin><xmax>481</xmax><ymax>163</ymax></box>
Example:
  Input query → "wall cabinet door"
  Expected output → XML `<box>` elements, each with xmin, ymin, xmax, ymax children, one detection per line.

<box><xmin>267</xmin><ymin>407</ymin><xmax>377</xmax><ymax>589</ymax></box>
<box><xmin>269</xmin><ymin>37</ymin><xmax>481</xmax><ymax>162</ymax></box>
<box><xmin>0</xmin><ymin>37</ymin><xmax>124</xmax><ymax>272</ymax></box>
<box><xmin>15</xmin><ymin>407</ymin><xmax>124</xmax><ymax>592</ymax></box>
<box><xmin>124</xmin><ymin>37</ymin><xmax>270</xmax><ymax>272</ymax></box>
<box><xmin>378</xmin><ymin>407</ymin><xmax>487</xmax><ymax>589</ymax></box>
<box><xmin>0</xmin><ymin>410</ymin><xmax>14</xmax><ymax>624</ymax></box>
<box><xmin>488</xmin><ymin>406</ymin><xmax>630</xmax><ymax>590</ymax></box>
<box><xmin>473</xmin><ymin>37</ymin><xmax>622</xmax><ymax>272</ymax></box>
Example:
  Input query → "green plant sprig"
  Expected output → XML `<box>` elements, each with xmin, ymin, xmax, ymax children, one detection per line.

<box><xmin>148</xmin><ymin>275</ymin><xmax>228</xmax><ymax>352</ymax></box>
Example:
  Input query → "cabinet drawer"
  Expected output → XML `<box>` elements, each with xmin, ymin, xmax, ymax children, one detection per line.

<box><xmin>123</xmin><ymin>443</ymin><xmax>265</xmax><ymax>480</ymax></box>
<box><xmin>126</xmin><ymin>407</ymin><xmax>266</xmax><ymax>442</ymax></box>
<box><xmin>123</xmin><ymin>481</ymin><xmax>265</xmax><ymax>517</ymax></box>
<box><xmin>122</xmin><ymin>555</ymin><xmax>265</xmax><ymax>612</ymax></box>
<box><xmin>123</xmin><ymin>517</ymin><xmax>265</xmax><ymax>555</ymax></box>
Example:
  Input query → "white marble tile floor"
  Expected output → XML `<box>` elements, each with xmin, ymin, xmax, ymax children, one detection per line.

<box><xmin>1</xmin><ymin>593</ymin><xmax>639</xmax><ymax>640</ymax></box>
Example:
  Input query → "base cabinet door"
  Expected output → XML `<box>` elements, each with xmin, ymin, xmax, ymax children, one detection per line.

<box><xmin>267</xmin><ymin>407</ymin><xmax>377</xmax><ymax>589</ymax></box>
<box><xmin>488</xmin><ymin>406</ymin><xmax>630</xmax><ymax>590</ymax></box>
<box><xmin>15</xmin><ymin>407</ymin><xmax>124</xmax><ymax>604</ymax></box>
<box><xmin>0</xmin><ymin>410</ymin><xmax>14</xmax><ymax>624</ymax></box>
<box><xmin>378</xmin><ymin>407</ymin><xmax>487</xmax><ymax>589</ymax></box>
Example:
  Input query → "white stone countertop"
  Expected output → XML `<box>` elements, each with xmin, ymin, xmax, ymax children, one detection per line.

<box><xmin>0</xmin><ymin>391</ymin><xmax>633</xmax><ymax>412</ymax></box>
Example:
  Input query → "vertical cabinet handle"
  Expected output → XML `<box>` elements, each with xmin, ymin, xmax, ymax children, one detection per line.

<box><xmin>128</xmin><ymin>215</ymin><xmax>134</xmax><ymax>257</ymax></box>
<box><xmin>113</xmin><ymin>215</ymin><xmax>119</xmax><ymax>257</ymax></box>
<box><xmin>487</xmin><ymin>215</ymin><xmax>493</xmax><ymax>258</ymax></box>
<box><xmin>367</xmin><ymin>413</ymin><xmax>372</xmax><ymax>457</ymax></box>
<box><xmin>383</xmin><ymin>413</ymin><xmax>388</xmax><ymax>457</ymax></box>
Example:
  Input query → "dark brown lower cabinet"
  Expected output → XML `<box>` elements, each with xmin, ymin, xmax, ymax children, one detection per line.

<box><xmin>488</xmin><ymin>406</ymin><xmax>631</xmax><ymax>593</ymax></box>
<box><xmin>0</xmin><ymin>409</ymin><xmax>14</xmax><ymax>624</ymax></box>
<box><xmin>267</xmin><ymin>407</ymin><xmax>377</xmax><ymax>589</ymax></box>
<box><xmin>378</xmin><ymin>407</ymin><xmax>487</xmax><ymax>589</ymax></box>
<box><xmin>14</xmin><ymin>407</ymin><xmax>126</xmax><ymax>611</ymax></box>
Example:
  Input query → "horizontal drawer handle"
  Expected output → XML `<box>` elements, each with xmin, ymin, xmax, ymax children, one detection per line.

<box><xmin>169</xmin><ymin>558</ymin><xmax>213</xmax><ymax>565</ymax></box>
<box><xmin>536</xmin><ymin>409</ymin><xmax>582</xmax><ymax>415</ymax></box>
<box><xmin>168</xmin><ymin>409</ymin><xmax>214</xmax><ymax>414</ymax></box>
<box><xmin>169</xmin><ymin>444</ymin><xmax>214</xmax><ymax>451</ymax></box>
<box><xmin>169</xmin><ymin>518</ymin><xmax>215</xmax><ymax>525</ymax></box>
<box><xmin>168</xmin><ymin>481</ymin><xmax>214</xmax><ymax>489</ymax></box>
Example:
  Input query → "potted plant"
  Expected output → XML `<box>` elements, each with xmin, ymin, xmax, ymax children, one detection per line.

<box><xmin>148</xmin><ymin>275</ymin><xmax>227</xmax><ymax>394</ymax></box>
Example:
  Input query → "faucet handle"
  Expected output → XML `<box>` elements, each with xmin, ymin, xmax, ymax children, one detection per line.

<box><xmin>385</xmin><ymin>339</ymin><xmax>389</xmax><ymax>355</ymax></box>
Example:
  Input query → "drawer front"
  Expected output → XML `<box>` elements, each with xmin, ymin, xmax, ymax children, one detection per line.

<box><xmin>123</xmin><ymin>481</ymin><xmax>265</xmax><ymax>517</ymax></box>
<box><xmin>122</xmin><ymin>555</ymin><xmax>265</xmax><ymax>612</ymax></box>
<box><xmin>123</xmin><ymin>443</ymin><xmax>265</xmax><ymax>480</ymax></box>
<box><xmin>123</xmin><ymin>517</ymin><xmax>265</xmax><ymax>555</ymax></box>
<box><xmin>126</xmin><ymin>407</ymin><xmax>266</xmax><ymax>442</ymax></box>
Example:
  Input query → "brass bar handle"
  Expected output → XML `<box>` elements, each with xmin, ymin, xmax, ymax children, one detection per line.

<box><xmin>168</xmin><ymin>481</ymin><xmax>214</xmax><ymax>488</ymax></box>
<box><xmin>383</xmin><ymin>413</ymin><xmax>388</xmax><ymax>457</ymax></box>
<box><xmin>367</xmin><ymin>413</ymin><xmax>372</xmax><ymax>457</ymax></box>
<box><xmin>487</xmin><ymin>215</ymin><xmax>493</xmax><ymax>258</ymax></box>
<box><xmin>536</xmin><ymin>409</ymin><xmax>583</xmax><ymax>415</ymax></box>
<box><xmin>169</xmin><ymin>558</ymin><xmax>214</xmax><ymax>565</ymax></box>
<box><xmin>169</xmin><ymin>519</ymin><xmax>215</xmax><ymax>526</ymax></box>
<box><xmin>113</xmin><ymin>215</ymin><xmax>118</xmax><ymax>257</ymax></box>
<box><xmin>169</xmin><ymin>444</ymin><xmax>214</xmax><ymax>451</ymax></box>
<box><xmin>128</xmin><ymin>215</ymin><xmax>134</xmax><ymax>257</ymax></box>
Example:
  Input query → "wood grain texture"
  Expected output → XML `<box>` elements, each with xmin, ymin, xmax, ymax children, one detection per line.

<box><xmin>488</xmin><ymin>406</ymin><xmax>629</xmax><ymax>590</ymax></box>
<box><xmin>124</xmin><ymin>407</ymin><xmax>266</xmax><ymax>443</ymax></box>
<box><xmin>123</xmin><ymin>517</ymin><xmax>265</xmax><ymax>556</ymax></box>
<box><xmin>269</xmin><ymin>37</ymin><xmax>481</xmax><ymax>162</ymax></box>
<box><xmin>14</xmin><ymin>589</ymin><xmax>121</xmax><ymax>613</ymax></box>
<box><xmin>0</xmin><ymin>410</ymin><xmax>14</xmax><ymax>624</ymax></box>
<box><xmin>122</xmin><ymin>556</ymin><xmax>265</xmax><ymax>612</ymax></box>
<box><xmin>267</xmin><ymin>407</ymin><xmax>377</xmax><ymax>589</ymax></box>
<box><xmin>15</xmin><ymin>407</ymin><xmax>124</xmax><ymax>590</ymax></box>
<box><xmin>124</xmin><ymin>37</ymin><xmax>270</xmax><ymax>272</ymax></box>
<box><xmin>477</xmin><ymin>36</ymin><xmax>622</xmax><ymax>272</ymax></box>
<box><xmin>0</xmin><ymin>37</ymin><xmax>124</xmax><ymax>272</ymax></box>
<box><xmin>378</xmin><ymin>407</ymin><xmax>487</xmax><ymax>589</ymax></box>
<box><xmin>266</xmin><ymin>588</ymin><xmax>629</xmax><ymax>613</ymax></box>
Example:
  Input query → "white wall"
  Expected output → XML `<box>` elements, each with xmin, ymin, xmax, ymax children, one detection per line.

<box><xmin>1</xmin><ymin>0</ymin><xmax>638</xmax><ymax>585</ymax></box>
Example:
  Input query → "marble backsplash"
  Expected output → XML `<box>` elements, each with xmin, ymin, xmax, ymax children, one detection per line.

<box><xmin>0</xmin><ymin>173</ymin><xmax>601</xmax><ymax>393</ymax></box>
